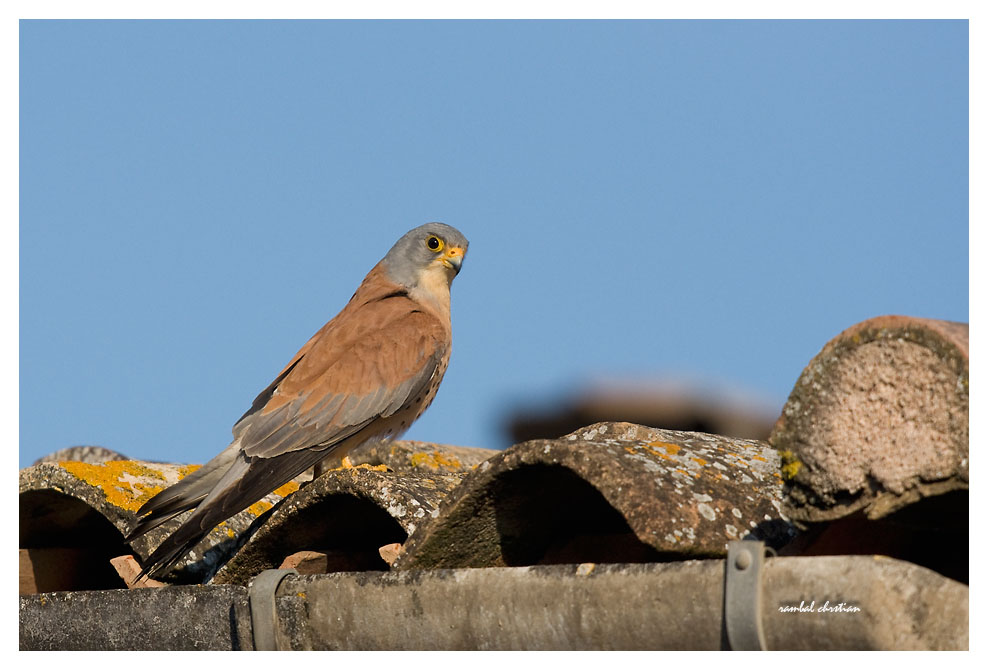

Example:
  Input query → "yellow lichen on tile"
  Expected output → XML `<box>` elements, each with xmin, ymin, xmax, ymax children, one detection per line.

<box><xmin>751</xmin><ymin>455</ymin><xmax>768</xmax><ymax>462</ymax></box>
<box><xmin>778</xmin><ymin>450</ymin><xmax>803</xmax><ymax>480</ymax></box>
<box><xmin>691</xmin><ymin>457</ymin><xmax>707</xmax><ymax>467</ymax></box>
<box><xmin>356</xmin><ymin>463</ymin><xmax>389</xmax><ymax>472</ymax></box>
<box><xmin>638</xmin><ymin>442</ymin><xmax>675</xmax><ymax>460</ymax></box>
<box><xmin>780</xmin><ymin>461</ymin><xmax>801</xmax><ymax>479</ymax></box>
<box><xmin>58</xmin><ymin>461</ymin><xmax>200</xmax><ymax>512</ymax></box>
<box><xmin>243</xmin><ymin>479</ymin><xmax>302</xmax><ymax>517</ymax></box>
<box><xmin>272</xmin><ymin>481</ymin><xmax>300</xmax><ymax>497</ymax></box>
<box><xmin>648</xmin><ymin>441</ymin><xmax>681</xmax><ymax>456</ymax></box>
<box><xmin>247</xmin><ymin>500</ymin><xmax>274</xmax><ymax>517</ymax></box>
<box><xmin>179</xmin><ymin>464</ymin><xmax>202</xmax><ymax>477</ymax></box>
<box><xmin>409</xmin><ymin>450</ymin><xmax>462</xmax><ymax>470</ymax></box>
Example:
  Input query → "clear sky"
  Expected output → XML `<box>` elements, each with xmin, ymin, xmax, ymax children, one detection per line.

<box><xmin>19</xmin><ymin>19</ymin><xmax>968</xmax><ymax>467</ymax></box>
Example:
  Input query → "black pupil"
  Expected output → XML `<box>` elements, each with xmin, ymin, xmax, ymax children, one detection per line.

<box><xmin>428</xmin><ymin>237</ymin><xmax>440</xmax><ymax>249</ymax></box>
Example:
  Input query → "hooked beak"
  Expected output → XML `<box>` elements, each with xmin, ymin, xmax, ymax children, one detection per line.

<box><xmin>441</xmin><ymin>246</ymin><xmax>465</xmax><ymax>274</ymax></box>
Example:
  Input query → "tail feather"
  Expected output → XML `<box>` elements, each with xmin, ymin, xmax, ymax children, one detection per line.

<box><xmin>134</xmin><ymin>524</ymin><xmax>213</xmax><ymax>582</ymax></box>
<box><xmin>133</xmin><ymin>445</ymin><xmax>328</xmax><ymax>579</ymax></box>
<box><xmin>125</xmin><ymin>503</ymin><xmax>201</xmax><ymax>542</ymax></box>
<box><xmin>133</xmin><ymin>454</ymin><xmax>253</xmax><ymax>581</ymax></box>
<box><xmin>126</xmin><ymin>441</ymin><xmax>242</xmax><ymax>542</ymax></box>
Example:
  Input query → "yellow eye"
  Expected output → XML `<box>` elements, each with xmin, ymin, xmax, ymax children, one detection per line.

<box><xmin>426</xmin><ymin>235</ymin><xmax>444</xmax><ymax>252</ymax></box>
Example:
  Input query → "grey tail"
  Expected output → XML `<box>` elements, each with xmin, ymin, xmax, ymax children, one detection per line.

<box><xmin>132</xmin><ymin>446</ymin><xmax>328</xmax><ymax>581</ymax></box>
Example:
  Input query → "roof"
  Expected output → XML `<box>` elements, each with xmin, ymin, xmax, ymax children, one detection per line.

<box><xmin>18</xmin><ymin>314</ymin><xmax>969</xmax><ymax>650</ymax></box>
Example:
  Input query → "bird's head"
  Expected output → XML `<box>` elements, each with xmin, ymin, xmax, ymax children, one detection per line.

<box><xmin>383</xmin><ymin>222</ymin><xmax>469</xmax><ymax>289</ymax></box>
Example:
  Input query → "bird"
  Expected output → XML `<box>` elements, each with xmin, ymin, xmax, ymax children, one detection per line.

<box><xmin>127</xmin><ymin>222</ymin><xmax>469</xmax><ymax>579</ymax></box>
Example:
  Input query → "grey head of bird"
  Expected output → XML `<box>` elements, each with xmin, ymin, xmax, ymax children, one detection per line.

<box><xmin>382</xmin><ymin>222</ymin><xmax>469</xmax><ymax>289</ymax></box>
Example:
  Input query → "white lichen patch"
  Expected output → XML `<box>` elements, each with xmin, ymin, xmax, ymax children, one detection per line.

<box><xmin>725</xmin><ymin>524</ymin><xmax>738</xmax><ymax>538</ymax></box>
<box><xmin>697</xmin><ymin>502</ymin><xmax>717</xmax><ymax>521</ymax></box>
<box><xmin>581</xmin><ymin>426</ymin><xmax>603</xmax><ymax>440</ymax></box>
<box><xmin>624</xmin><ymin>452</ymin><xmax>662</xmax><ymax>472</ymax></box>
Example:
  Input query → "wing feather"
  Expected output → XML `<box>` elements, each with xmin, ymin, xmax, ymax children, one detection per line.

<box><xmin>236</xmin><ymin>305</ymin><xmax>447</xmax><ymax>459</ymax></box>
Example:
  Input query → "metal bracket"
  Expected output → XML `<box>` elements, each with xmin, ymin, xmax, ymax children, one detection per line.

<box><xmin>248</xmin><ymin>568</ymin><xmax>298</xmax><ymax>651</ymax></box>
<box><xmin>724</xmin><ymin>540</ymin><xmax>770</xmax><ymax>650</ymax></box>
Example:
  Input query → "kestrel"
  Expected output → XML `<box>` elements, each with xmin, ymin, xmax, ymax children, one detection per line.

<box><xmin>127</xmin><ymin>223</ymin><xmax>468</xmax><ymax>578</ymax></box>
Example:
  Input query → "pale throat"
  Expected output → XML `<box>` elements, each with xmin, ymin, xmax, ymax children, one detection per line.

<box><xmin>408</xmin><ymin>261</ymin><xmax>453</xmax><ymax>325</ymax></box>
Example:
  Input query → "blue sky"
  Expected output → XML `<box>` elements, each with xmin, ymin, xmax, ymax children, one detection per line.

<box><xmin>19</xmin><ymin>19</ymin><xmax>968</xmax><ymax>467</ymax></box>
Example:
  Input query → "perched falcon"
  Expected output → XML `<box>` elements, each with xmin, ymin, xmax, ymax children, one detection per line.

<box><xmin>127</xmin><ymin>222</ymin><xmax>469</xmax><ymax>578</ymax></box>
